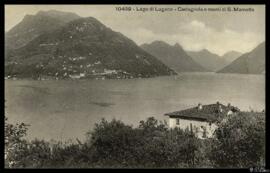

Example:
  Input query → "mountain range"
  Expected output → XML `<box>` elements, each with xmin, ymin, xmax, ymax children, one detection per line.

<box><xmin>5</xmin><ymin>11</ymin><xmax>176</xmax><ymax>79</ymax></box>
<box><xmin>5</xmin><ymin>10</ymin><xmax>264</xmax><ymax>79</ymax></box>
<box><xmin>218</xmin><ymin>42</ymin><xmax>265</xmax><ymax>74</ymax></box>
<box><xmin>187</xmin><ymin>49</ymin><xmax>242</xmax><ymax>72</ymax></box>
<box><xmin>141</xmin><ymin>41</ymin><xmax>207</xmax><ymax>72</ymax></box>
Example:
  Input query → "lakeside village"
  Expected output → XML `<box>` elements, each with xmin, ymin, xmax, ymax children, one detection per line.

<box><xmin>5</xmin><ymin>53</ymin><xmax>172</xmax><ymax>80</ymax></box>
<box><xmin>4</xmin><ymin>69</ymin><xmax>152</xmax><ymax>80</ymax></box>
<box><xmin>5</xmin><ymin>59</ymin><xmax>158</xmax><ymax>81</ymax></box>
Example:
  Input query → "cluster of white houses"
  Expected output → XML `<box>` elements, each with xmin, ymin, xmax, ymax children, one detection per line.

<box><xmin>164</xmin><ymin>102</ymin><xmax>240</xmax><ymax>139</ymax></box>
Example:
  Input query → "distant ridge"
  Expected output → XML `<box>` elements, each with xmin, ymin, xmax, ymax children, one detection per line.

<box><xmin>217</xmin><ymin>42</ymin><xmax>265</xmax><ymax>74</ymax></box>
<box><xmin>221</xmin><ymin>51</ymin><xmax>242</xmax><ymax>64</ymax></box>
<box><xmin>187</xmin><ymin>49</ymin><xmax>228</xmax><ymax>72</ymax></box>
<box><xmin>141</xmin><ymin>41</ymin><xmax>207</xmax><ymax>72</ymax></box>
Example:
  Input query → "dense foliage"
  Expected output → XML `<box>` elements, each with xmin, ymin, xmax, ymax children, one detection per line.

<box><xmin>4</xmin><ymin>112</ymin><xmax>265</xmax><ymax>168</ymax></box>
<box><xmin>5</xmin><ymin>117</ymin><xmax>29</xmax><ymax>168</ymax></box>
<box><xmin>208</xmin><ymin>112</ymin><xmax>265</xmax><ymax>168</ymax></box>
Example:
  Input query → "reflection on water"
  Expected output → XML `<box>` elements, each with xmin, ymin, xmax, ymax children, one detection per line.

<box><xmin>90</xmin><ymin>101</ymin><xmax>115</xmax><ymax>107</ymax></box>
<box><xmin>5</xmin><ymin>73</ymin><xmax>265</xmax><ymax>141</ymax></box>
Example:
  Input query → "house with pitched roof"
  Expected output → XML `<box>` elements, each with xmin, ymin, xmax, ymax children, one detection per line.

<box><xmin>164</xmin><ymin>102</ymin><xmax>240</xmax><ymax>139</ymax></box>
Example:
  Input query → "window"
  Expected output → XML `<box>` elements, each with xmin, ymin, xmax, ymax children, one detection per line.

<box><xmin>202</xmin><ymin>127</ymin><xmax>207</xmax><ymax>138</ymax></box>
<box><xmin>176</xmin><ymin>118</ymin><xmax>180</xmax><ymax>125</ymax></box>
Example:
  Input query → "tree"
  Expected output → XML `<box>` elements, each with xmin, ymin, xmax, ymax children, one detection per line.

<box><xmin>208</xmin><ymin>112</ymin><xmax>265</xmax><ymax>168</ymax></box>
<box><xmin>87</xmin><ymin>118</ymin><xmax>140</xmax><ymax>167</ymax></box>
<box><xmin>86</xmin><ymin>117</ymin><xmax>203</xmax><ymax>168</ymax></box>
<box><xmin>5</xmin><ymin>117</ymin><xmax>29</xmax><ymax>168</ymax></box>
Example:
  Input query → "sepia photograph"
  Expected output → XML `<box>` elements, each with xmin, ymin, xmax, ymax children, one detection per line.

<box><xmin>4</xmin><ymin>4</ymin><xmax>266</xmax><ymax>169</ymax></box>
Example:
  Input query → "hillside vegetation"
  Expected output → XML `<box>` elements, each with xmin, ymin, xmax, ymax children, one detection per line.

<box><xmin>5</xmin><ymin>111</ymin><xmax>265</xmax><ymax>168</ymax></box>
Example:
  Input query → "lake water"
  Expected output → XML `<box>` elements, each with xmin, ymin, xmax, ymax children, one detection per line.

<box><xmin>5</xmin><ymin>72</ymin><xmax>265</xmax><ymax>142</ymax></box>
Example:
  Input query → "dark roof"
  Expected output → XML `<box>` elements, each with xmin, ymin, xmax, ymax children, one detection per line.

<box><xmin>164</xmin><ymin>103</ymin><xmax>240</xmax><ymax>122</ymax></box>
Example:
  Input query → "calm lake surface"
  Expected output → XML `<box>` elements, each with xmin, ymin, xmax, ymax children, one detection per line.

<box><xmin>5</xmin><ymin>72</ymin><xmax>265</xmax><ymax>141</ymax></box>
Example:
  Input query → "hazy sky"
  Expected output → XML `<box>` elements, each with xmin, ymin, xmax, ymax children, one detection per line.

<box><xmin>5</xmin><ymin>5</ymin><xmax>265</xmax><ymax>56</ymax></box>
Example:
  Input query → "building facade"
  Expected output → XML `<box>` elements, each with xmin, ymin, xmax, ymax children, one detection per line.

<box><xmin>165</xmin><ymin>102</ymin><xmax>240</xmax><ymax>139</ymax></box>
<box><xmin>168</xmin><ymin>117</ymin><xmax>218</xmax><ymax>138</ymax></box>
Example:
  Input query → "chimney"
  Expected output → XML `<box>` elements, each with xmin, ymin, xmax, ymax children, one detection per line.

<box><xmin>227</xmin><ymin>103</ymin><xmax>231</xmax><ymax>107</ymax></box>
<box><xmin>197</xmin><ymin>103</ymin><xmax>203</xmax><ymax>110</ymax></box>
<box><xmin>219</xmin><ymin>104</ymin><xmax>223</xmax><ymax>113</ymax></box>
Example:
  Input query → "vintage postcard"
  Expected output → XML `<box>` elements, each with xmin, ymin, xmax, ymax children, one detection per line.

<box><xmin>4</xmin><ymin>4</ymin><xmax>265</xmax><ymax>169</ymax></box>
